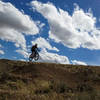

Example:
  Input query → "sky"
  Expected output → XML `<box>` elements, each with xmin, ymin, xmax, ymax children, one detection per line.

<box><xmin>0</xmin><ymin>0</ymin><xmax>100</xmax><ymax>65</ymax></box>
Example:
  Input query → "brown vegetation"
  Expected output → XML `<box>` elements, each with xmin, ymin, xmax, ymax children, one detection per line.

<box><xmin>0</xmin><ymin>59</ymin><xmax>100</xmax><ymax>100</ymax></box>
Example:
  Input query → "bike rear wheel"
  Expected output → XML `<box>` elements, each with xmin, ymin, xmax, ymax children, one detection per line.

<box><xmin>29</xmin><ymin>57</ymin><xmax>33</xmax><ymax>61</ymax></box>
<box><xmin>29</xmin><ymin>53</ymin><xmax>34</xmax><ymax>61</ymax></box>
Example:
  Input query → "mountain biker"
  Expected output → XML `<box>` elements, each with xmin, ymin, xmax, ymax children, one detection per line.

<box><xmin>31</xmin><ymin>43</ymin><xmax>38</xmax><ymax>56</ymax></box>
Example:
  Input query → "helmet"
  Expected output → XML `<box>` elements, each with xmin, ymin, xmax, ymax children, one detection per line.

<box><xmin>35</xmin><ymin>43</ymin><xmax>37</xmax><ymax>47</ymax></box>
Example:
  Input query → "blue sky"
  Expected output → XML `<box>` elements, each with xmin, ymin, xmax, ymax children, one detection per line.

<box><xmin>0</xmin><ymin>0</ymin><xmax>100</xmax><ymax>65</ymax></box>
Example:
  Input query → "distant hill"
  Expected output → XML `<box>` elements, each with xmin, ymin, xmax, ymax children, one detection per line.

<box><xmin>0</xmin><ymin>59</ymin><xmax>100</xmax><ymax>100</ymax></box>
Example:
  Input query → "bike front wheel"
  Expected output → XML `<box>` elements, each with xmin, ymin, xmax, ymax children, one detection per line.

<box><xmin>34</xmin><ymin>53</ymin><xmax>39</xmax><ymax>61</ymax></box>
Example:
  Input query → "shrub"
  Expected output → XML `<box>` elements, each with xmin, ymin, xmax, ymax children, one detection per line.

<box><xmin>35</xmin><ymin>87</ymin><xmax>51</xmax><ymax>94</ymax></box>
<box><xmin>76</xmin><ymin>84</ymin><xmax>93</xmax><ymax>92</ymax></box>
<box><xmin>49</xmin><ymin>80</ymin><xmax>68</xmax><ymax>93</ymax></box>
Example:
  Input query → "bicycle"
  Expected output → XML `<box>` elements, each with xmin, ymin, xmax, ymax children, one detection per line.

<box><xmin>29</xmin><ymin>51</ymin><xmax>39</xmax><ymax>61</ymax></box>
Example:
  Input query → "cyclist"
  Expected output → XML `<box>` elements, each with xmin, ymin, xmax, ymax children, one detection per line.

<box><xmin>31</xmin><ymin>43</ymin><xmax>39</xmax><ymax>57</ymax></box>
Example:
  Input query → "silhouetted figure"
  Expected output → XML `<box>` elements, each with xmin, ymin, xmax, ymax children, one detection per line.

<box><xmin>31</xmin><ymin>43</ymin><xmax>38</xmax><ymax>56</ymax></box>
<box><xmin>29</xmin><ymin>43</ymin><xmax>39</xmax><ymax>61</ymax></box>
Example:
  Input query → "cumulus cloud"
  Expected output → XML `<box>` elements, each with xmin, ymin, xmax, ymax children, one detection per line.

<box><xmin>0</xmin><ymin>44</ymin><xmax>2</xmax><ymax>48</ymax></box>
<box><xmin>0</xmin><ymin>28</ymin><xmax>26</xmax><ymax>50</ymax></box>
<box><xmin>31</xmin><ymin>37</ymin><xmax>69</xmax><ymax>64</ymax></box>
<box><xmin>0</xmin><ymin>1</ymin><xmax>39</xmax><ymax>35</ymax></box>
<box><xmin>31</xmin><ymin>1</ymin><xmax>100</xmax><ymax>50</ymax></box>
<box><xmin>0</xmin><ymin>1</ymin><xmax>39</xmax><ymax>50</ymax></box>
<box><xmin>35</xmin><ymin>21</ymin><xmax>45</xmax><ymax>30</ymax></box>
<box><xmin>71</xmin><ymin>60</ymin><xmax>87</xmax><ymax>65</ymax></box>
<box><xmin>39</xmin><ymin>48</ymin><xmax>69</xmax><ymax>64</ymax></box>
<box><xmin>16</xmin><ymin>49</ymin><xmax>29</xmax><ymax>58</ymax></box>
<box><xmin>19</xmin><ymin>59</ymin><xmax>26</xmax><ymax>61</ymax></box>
<box><xmin>19</xmin><ymin>36</ymin><xmax>68</xmax><ymax>64</ymax></box>
<box><xmin>32</xmin><ymin>37</ymin><xmax>59</xmax><ymax>52</ymax></box>
<box><xmin>0</xmin><ymin>50</ymin><xmax>4</xmax><ymax>55</ymax></box>
<box><xmin>0</xmin><ymin>44</ymin><xmax>4</xmax><ymax>55</ymax></box>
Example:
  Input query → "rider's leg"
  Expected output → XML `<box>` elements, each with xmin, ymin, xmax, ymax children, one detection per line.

<box><xmin>32</xmin><ymin>50</ymin><xmax>36</xmax><ymax>57</ymax></box>
<box><xmin>34</xmin><ymin>50</ymin><xmax>37</xmax><ymax>57</ymax></box>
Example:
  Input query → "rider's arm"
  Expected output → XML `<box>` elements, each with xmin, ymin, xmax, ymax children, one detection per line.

<box><xmin>37</xmin><ymin>48</ymin><xmax>40</xmax><ymax>52</ymax></box>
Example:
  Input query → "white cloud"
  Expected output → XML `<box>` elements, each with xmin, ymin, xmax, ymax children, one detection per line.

<box><xmin>0</xmin><ymin>44</ymin><xmax>4</xmax><ymax>55</ymax></box>
<box><xmin>0</xmin><ymin>1</ymin><xmax>39</xmax><ymax>51</ymax></box>
<box><xmin>0</xmin><ymin>1</ymin><xmax>39</xmax><ymax>35</ymax></box>
<box><xmin>16</xmin><ymin>49</ymin><xmax>29</xmax><ymax>58</ymax></box>
<box><xmin>32</xmin><ymin>37</ymin><xmax>59</xmax><ymax>52</ymax></box>
<box><xmin>0</xmin><ymin>44</ymin><xmax>2</xmax><ymax>48</ymax></box>
<box><xmin>71</xmin><ymin>60</ymin><xmax>87</xmax><ymax>65</ymax></box>
<box><xmin>39</xmin><ymin>48</ymin><xmax>69</xmax><ymax>64</ymax></box>
<box><xmin>31</xmin><ymin>1</ymin><xmax>100</xmax><ymax>50</ymax></box>
<box><xmin>0</xmin><ymin>50</ymin><xmax>4</xmax><ymax>55</ymax></box>
<box><xmin>72</xmin><ymin>6</ymin><xmax>95</xmax><ymax>32</ymax></box>
<box><xmin>19</xmin><ymin>59</ymin><xmax>26</xmax><ymax>61</ymax></box>
<box><xmin>35</xmin><ymin>21</ymin><xmax>45</xmax><ymax>29</ymax></box>
<box><xmin>0</xmin><ymin>28</ymin><xmax>26</xmax><ymax>50</ymax></box>
<box><xmin>31</xmin><ymin>37</ymin><xmax>69</xmax><ymax>64</ymax></box>
<box><xmin>20</xmin><ymin>37</ymin><xmax>68</xmax><ymax>64</ymax></box>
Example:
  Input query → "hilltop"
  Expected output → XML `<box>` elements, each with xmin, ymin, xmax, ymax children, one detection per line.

<box><xmin>0</xmin><ymin>59</ymin><xmax>100</xmax><ymax>100</ymax></box>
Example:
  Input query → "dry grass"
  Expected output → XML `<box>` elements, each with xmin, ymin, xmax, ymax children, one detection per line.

<box><xmin>0</xmin><ymin>59</ymin><xmax>100</xmax><ymax>100</ymax></box>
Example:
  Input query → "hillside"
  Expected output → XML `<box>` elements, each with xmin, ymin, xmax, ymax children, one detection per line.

<box><xmin>0</xmin><ymin>59</ymin><xmax>100</xmax><ymax>100</ymax></box>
